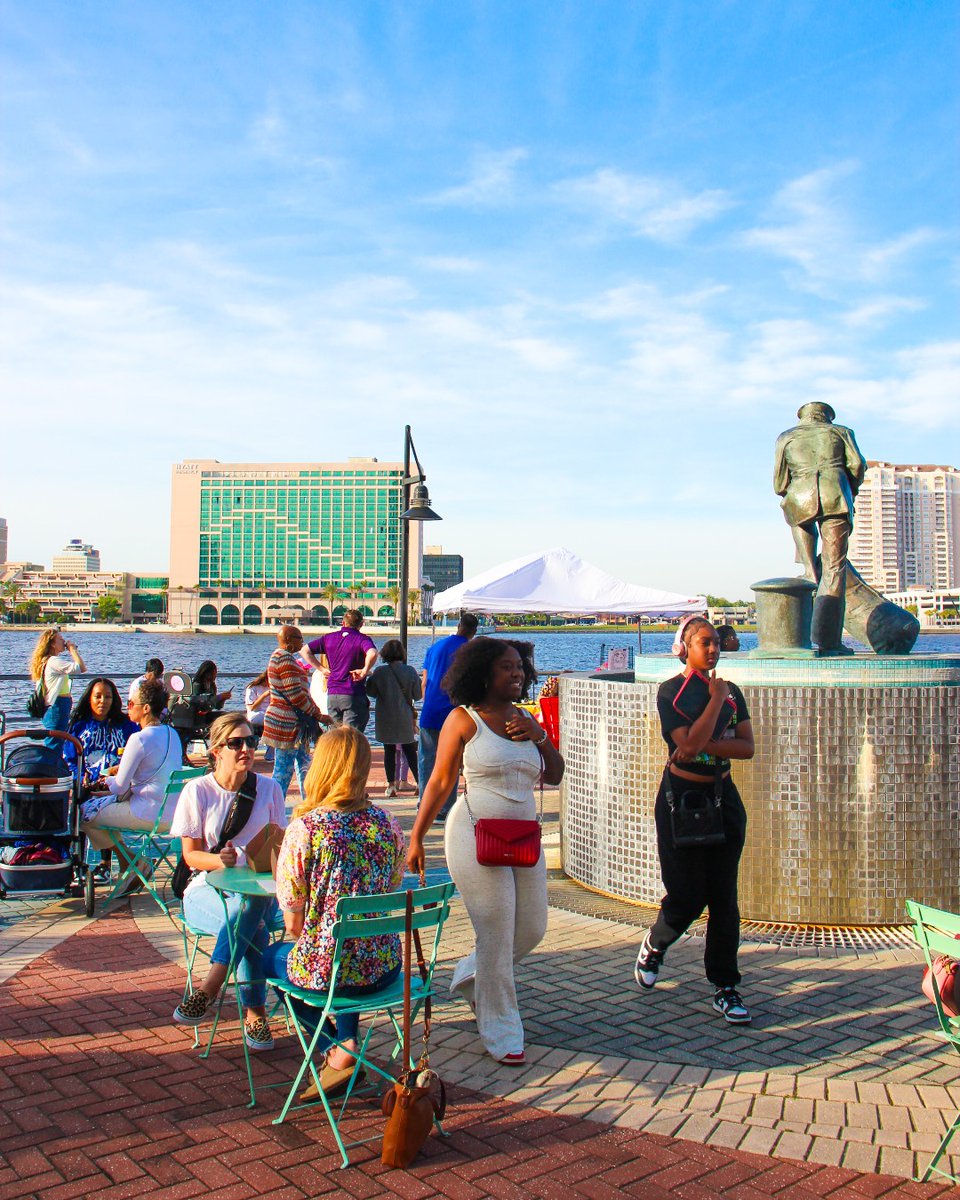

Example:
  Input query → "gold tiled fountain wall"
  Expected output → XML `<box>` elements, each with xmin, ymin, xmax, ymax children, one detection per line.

<box><xmin>559</xmin><ymin>658</ymin><xmax>960</xmax><ymax>924</ymax></box>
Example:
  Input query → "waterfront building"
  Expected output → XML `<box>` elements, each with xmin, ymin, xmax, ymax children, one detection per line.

<box><xmin>0</xmin><ymin>517</ymin><xmax>6</xmax><ymax>565</ymax></box>
<box><xmin>0</xmin><ymin>566</ymin><xmax>167</xmax><ymax>623</ymax></box>
<box><xmin>423</xmin><ymin>545</ymin><xmax>464</xmax><ymax>593</ymax></box>
<box><xmin>52</xmin><ymin>538</ymin><xmax>101</xmax><ymax>573</ymax></box>
<box><xmin>851</xmin><ymin>461</ymin><xmax>960</xmax><ymax>591</ymax></box>
<box><xmin>167</xmin><ymin>457</ymin><xmax>423</xmax><ymax>626</ymax></box>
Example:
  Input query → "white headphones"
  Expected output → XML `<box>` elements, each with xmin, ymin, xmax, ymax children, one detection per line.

<box><xmin>671</xmin><ymin>614</ymin><xmax>704</xmax><ymax>660</ymax></box>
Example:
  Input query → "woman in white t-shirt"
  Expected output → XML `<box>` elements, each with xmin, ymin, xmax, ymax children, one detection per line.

<box><xmin>80</xmin><ymin>679</ymin><xmax>182</xmax><ymax>893</ymax></box>
<box><xmin>170</xmin><ymin>712</ymin><xmax>286</xmax><ymax>1052</ymax></box>
<box><xmin>29</xmin><ymin>629</ymin><xmax>86</xmax><ymax>744</ymax></box>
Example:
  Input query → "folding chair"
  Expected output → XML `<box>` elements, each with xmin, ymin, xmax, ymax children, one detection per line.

<box><xmin>905</xmin><ymin>899</ymin><xmax>960</xmax><ymax>1184</ymax></box>
<box><xmin>100</xmin><ymin>767</ymin><xmax>206</xmax><ymax>916</ymax></box>
<box><xmin>268</xmin><ymin>880</ymin><xmax>455</xmax><ymax>1167</ymax></box>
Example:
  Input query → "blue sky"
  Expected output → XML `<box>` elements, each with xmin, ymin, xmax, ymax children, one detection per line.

<box><xmin>1</xmin><ymin>1</ymin><xmax>957</xmax><ymax>597</ymax></box>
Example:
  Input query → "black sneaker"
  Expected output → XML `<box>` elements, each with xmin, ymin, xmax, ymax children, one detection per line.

<box><xmin>713</xmin><ymin>987</ymin><xmax>751</xmax><ymax>1024</ymax></box>
<box><xmin>634</xmin><ymin>935</ymin><xmax>664</xmax><ymax>990</ymax></box>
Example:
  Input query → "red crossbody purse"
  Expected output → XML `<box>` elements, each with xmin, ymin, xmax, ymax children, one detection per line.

<box><xmin>464</xmin><ymin>741</ymin><xmax>545</xmax><ymax>868</ymax></box>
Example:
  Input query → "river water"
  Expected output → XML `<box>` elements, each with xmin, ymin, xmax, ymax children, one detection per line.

<box><xmin>3</xmin><ymin>628</ymin><xmax>959</xmax><ymax>729</ymax></box>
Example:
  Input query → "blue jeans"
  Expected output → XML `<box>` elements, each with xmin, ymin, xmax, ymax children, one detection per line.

<box><xmin>327</xmin><ymin>693</ymin><xmax>370</xmax><ymax>733</ymax></box>
<box><xmin>272</xmin><ymin>744</ymin><xmax>311</xmax><ymax>801</ymax></box>
<box><xmin>418</xmin><ymin>726</ymin><xmax>458</xmax><ymax>818</ymax></box>
<box><xmin>42</xmin><ymin>695</ymin><xmax>72</xmax><ymax>751</ymax></box>
<box><xmin>262</xmin><ymin>941</ymin><xmax>401</xmax><ymax>1045</ymax></box>
<box><xmin>183</xmin><ymin>880</ymin><xmax>275</xmax><ymax>1007</ymax></box>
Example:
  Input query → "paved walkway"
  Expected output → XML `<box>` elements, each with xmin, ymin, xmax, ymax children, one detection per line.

<box><xmin>1</xmin><ymin>756</ymin><xmax>958</xmax><ymax>1196</ymax></box>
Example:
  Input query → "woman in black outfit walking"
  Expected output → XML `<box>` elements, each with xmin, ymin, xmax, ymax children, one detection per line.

<box><xmin>634</xmin><ymin>616</ymin><xmax>755</xmax><ymax>1023</ymax></box>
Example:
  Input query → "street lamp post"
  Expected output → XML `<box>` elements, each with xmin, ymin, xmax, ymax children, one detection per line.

<box><xmin>399</xmin><ymin>424</ymin><xmax>441</xmax><ymax>650</ymax></box>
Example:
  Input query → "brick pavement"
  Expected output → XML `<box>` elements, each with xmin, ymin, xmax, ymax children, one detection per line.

<box><xmin>2</xmin><ymin>907</ymin><xmax>955</xmax><ymax>1199</ymax></box>
<box><xmin>2</xmin><ymin>752</ymin><xmax>959</xmax><ymax>1194</ymax></box>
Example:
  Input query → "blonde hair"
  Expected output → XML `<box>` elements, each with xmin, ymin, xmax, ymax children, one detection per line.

<box><xmin>295</xmin><ymin>725</ymin><xmax>371</xmax><ymax>819</ymax></box>
<box><xmin>207</xmin><ymin>711</ymin><xmax>254</xmax><ymax>764</ymax></box>
<box><xmin>29</xmin><ymin>629</ymin><xmax>60</xmax><ymax>682</ymax></box>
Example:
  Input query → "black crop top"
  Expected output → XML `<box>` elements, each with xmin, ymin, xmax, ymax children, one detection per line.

<box><xmin>656</xmin><ymin>672</ymin><xmax>750</xmax><ymax>778</ymax></box>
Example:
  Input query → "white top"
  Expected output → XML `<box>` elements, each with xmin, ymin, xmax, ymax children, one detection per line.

<box><xmin>42</xmin><ymin>655</ymin><xmax>80</xmax><ymax>705</ymax></box>
<box><xmin>460</xmin><ymin>705</ymin><xmax>541</xmax><ymax>821</ymax></box>
<box><xmin>103</xmin><ymin>725</ymin><xmax>182</xmax><ymax>822</ymax></box>
<box><xmin>245</xmin><ymin>683</ymin><xmax>268</xmax><ymax>727</ymax></box>
<box><xmin>170</xmin><ymin>772</ymin><xmax>286</xmax><ymax>892</ymax></box>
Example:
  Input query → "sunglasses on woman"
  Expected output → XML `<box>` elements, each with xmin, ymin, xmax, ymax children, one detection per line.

<box><xmin>222</xmin><ymin>735</ymin><xmax>259</xmax><ymax>751</ymax></box>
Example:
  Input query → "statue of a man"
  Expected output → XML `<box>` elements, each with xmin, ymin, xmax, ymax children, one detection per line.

<box><xmin>773</xmin><ymin>402</ymin><xmax>866</xmax><ymax>654</ymax></box>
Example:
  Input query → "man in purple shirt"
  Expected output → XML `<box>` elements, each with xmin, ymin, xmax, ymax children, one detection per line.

<box><xmin>302</xmin><ymin>609</ymin><xmax>378</xmax><ymax>732</ymax></box>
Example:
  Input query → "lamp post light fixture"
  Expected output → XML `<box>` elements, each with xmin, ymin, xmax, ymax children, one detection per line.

<box><xmin>399</xmin><ymin>424</ymin><xmax>441</xmax><ymax>649</ymax></box>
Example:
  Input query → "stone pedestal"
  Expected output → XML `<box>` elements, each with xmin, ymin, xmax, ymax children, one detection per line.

<box><xmin>752</xmin><ymin>576</ymin><xmax>817</xmax><ymax>657</ymax></box>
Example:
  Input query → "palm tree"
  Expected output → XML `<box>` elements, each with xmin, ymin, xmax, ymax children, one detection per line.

<box><xmin>321</xmin><ymin>582</ymin><xmax>343</xmax><ymax>625</ymax></box>
<box><xmin>407</xmin><ymin>588</ymin><xmax>421</xmax><ymax>626</ymax></box>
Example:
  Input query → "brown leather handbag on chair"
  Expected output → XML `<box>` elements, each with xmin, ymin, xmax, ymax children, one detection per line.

<box><xmin>381</xmin><ymin>890</ymin><xmax>446</xmax><ymax>1168</ymax></box>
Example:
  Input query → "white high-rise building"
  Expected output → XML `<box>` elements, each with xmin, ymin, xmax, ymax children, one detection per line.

<box><xmin>51</xmin><ymin>538</ymin><xmax>101</xmax><ymax>573</ymax></box>
<box><xmin>0</xmin><ymin>517</ymin><xmax>7</xmax><ymax>565</ymax></box>
<box><xmin>850</xmin><ymin>462</ymin><xmax>960</xmax><ymax>590</ymax></box>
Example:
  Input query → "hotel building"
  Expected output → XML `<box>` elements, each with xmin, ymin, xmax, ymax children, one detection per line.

<box><xmin>167</xmin><ymin>458</ymin><xmax>423</xmax><ymax>626</ymax></box>
<box><xmin>850</xmin><ymin>461</ymin><xmax>960</xmax><ymax>591</ymax></box>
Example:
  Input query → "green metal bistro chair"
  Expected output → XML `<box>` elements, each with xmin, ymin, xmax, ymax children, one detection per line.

<box><xmin>100</xmin><ymin>767</ymin><xmax>206</xmax><ymax>916</ymax></box>
<box><xmin>905</xmin><ymin>899</ymin><xmax>960</xmax><ymax>1185</ymax></box>
<box><xmin>268</xmin><ymin>881</ymin><xmax>455</xmax><ymax>1167</ymax></box>
<box><xmin>179</xmin><ymin>880</ymin><xmax>287</xmax><ymax>1061</ymax></box>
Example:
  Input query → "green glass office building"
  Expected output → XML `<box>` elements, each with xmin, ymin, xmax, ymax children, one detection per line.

<box><xmin>168</xmin><ymin>459</ymin><xmax>420</xmax><ymax>626</ymax></box>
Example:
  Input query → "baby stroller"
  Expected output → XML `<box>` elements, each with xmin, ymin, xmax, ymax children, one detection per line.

<box><xmin>0</xmin><ymin>728</ymin><xmax>94</xmax><ymax>915</ymax></box>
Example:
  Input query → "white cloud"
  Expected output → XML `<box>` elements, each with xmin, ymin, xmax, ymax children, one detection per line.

<box><xmin>555</xmin><ymin>168</ymin><xmax>733</xmax><ymax>242</ymax></box>
<box><xmin>416</xmin><ymin>256</ymin><xmax>483</xmax><ymax>273</ymax></box>
<box><xmin>424</xmin><ymin>148</ymin><xmax>528</xmax><ymax>207</ymax></box>
<box><xmin>744</xmin><ymin>162</ymin><xmax>940</xmax><ymax>288</ymax></box>
<box><xmin>842</xmin><ymin>296</ymin><xmax>925</xmax><ymax>328</ymax></box>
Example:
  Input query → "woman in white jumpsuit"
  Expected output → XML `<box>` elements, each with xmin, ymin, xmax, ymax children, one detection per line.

<box><xmin>407</xmin><ymin>638</ymin><xmax>564</xmax><ymax>1065</ymax></box>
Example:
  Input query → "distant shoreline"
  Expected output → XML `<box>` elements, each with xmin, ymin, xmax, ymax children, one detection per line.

<box><xmin>1</xmin><ymin>622</ymin><xmax>957</xmax><ymax>637</ymax></box>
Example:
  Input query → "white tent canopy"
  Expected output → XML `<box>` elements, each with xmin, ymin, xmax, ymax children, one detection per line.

<box><xmin>431</xmin><ymin>547</ymin><xmax>705</xmax><ymax>617</ymax></box>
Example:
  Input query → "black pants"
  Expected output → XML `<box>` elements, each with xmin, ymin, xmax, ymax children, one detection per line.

<box><xmin>383</xmin><ymin>742</ymin><xmax>419</xmax><ymax>785</ymax></box>
<box><xmin>649</xmin><ymin>771</ymin><xmax>747</xmax><ymax>988</ymax></box>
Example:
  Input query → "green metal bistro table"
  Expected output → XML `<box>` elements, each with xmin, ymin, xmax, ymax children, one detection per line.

<box><xmin>206</xmin><ymin>866</ymin><xmax>279</xmax><ymax>1107</ymax></box>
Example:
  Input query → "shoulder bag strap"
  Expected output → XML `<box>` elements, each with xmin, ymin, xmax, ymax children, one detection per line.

<box><xmin>401</xmin><ymin>889</ymin><xmax>413</xmax><ymax>1074</ymax></box>
<box><xmin>212</xmin><ymin>771</ymin><xmax>257</xmax><ymax>853</ymax></box>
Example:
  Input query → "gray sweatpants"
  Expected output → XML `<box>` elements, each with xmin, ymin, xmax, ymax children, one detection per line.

<box><xmin>444</xmin><ymin>796</ymin><xmax>548</xmax><ymax>1060</ymax></box>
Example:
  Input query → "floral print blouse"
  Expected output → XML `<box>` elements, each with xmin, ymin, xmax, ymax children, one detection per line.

<box><xmin>275</xmin><ymin>805</ymin><xmax>406</xmax><ymax>990</ymax></box>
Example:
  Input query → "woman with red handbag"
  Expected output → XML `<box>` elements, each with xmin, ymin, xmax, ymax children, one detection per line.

<box><xmin>407</xmin><ymin>638</ymin><xmax>564</xmax><ymax>1066</ymax></box>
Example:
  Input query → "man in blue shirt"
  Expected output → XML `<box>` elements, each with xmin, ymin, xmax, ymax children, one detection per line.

<box><xmin>418</xmin><ymin>613</ymin><xmax>478</xmax><ymax>821</ymax></box>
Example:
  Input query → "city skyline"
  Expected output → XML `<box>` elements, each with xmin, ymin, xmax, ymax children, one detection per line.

<box><xmin>1</xmin><ymin>2</ymin><xmax>957</xmax><ymax>596</ymax></box>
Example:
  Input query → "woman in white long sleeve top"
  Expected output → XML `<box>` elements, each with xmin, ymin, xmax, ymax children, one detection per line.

<box><xmin>81</xmin><ymin>679</ymin><xmax>182</xmax><ymax>884</ymax></box>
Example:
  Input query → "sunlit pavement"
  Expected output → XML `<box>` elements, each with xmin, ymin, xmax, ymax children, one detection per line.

<box><xmin>1</xmin><ymin>749</ymin><xmax>957</xmax><ymax>1196</ymax></box>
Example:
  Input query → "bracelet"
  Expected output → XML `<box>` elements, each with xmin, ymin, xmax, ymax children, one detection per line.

<box><xmin>534</xmin><ymin>729</ymin><xmax>548</xmax><ymax>746</ymax></box>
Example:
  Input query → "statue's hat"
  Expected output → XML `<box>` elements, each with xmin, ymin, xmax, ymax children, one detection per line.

<box><xmin>797</xmin><ymin>401</ymin><xmax>836</xmax><ymax>421</ymax></box>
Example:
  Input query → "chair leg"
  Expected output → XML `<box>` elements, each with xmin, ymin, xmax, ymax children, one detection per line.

<box><xmin>920</xmin><ymin>1108</ymin><xmax>960</xmax><ymax>1184</ymax></box>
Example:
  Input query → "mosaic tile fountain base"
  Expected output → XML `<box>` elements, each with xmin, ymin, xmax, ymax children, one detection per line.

<box><xmin>559</xmin><ymin>655</ymin><xmax>960</xmax><ymax>925</ymax></box>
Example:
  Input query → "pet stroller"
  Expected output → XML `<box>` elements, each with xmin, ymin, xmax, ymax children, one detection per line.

<box><xmin>0</xmin><ymin>728</ymin><xmax>94</xmax><ymax>915</ymax></box>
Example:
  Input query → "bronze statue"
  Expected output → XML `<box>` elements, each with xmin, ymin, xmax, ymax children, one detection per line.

<box><xmin>773</xmin><ymin>402</ymin><xmax>866</xmax><ymax>654</ymax></box>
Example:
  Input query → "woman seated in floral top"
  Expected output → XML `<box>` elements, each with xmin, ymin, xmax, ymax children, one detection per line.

<box><xmin>263</xmin><ymin>724</ymin><xmax>405</xmax><ymax>1100</ymax></box>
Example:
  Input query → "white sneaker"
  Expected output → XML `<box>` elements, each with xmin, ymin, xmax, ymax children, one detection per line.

<box><xmin>384</xmin><ymin>785</ymin><xmax>398</xmax><ymax>799</ymax></box>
